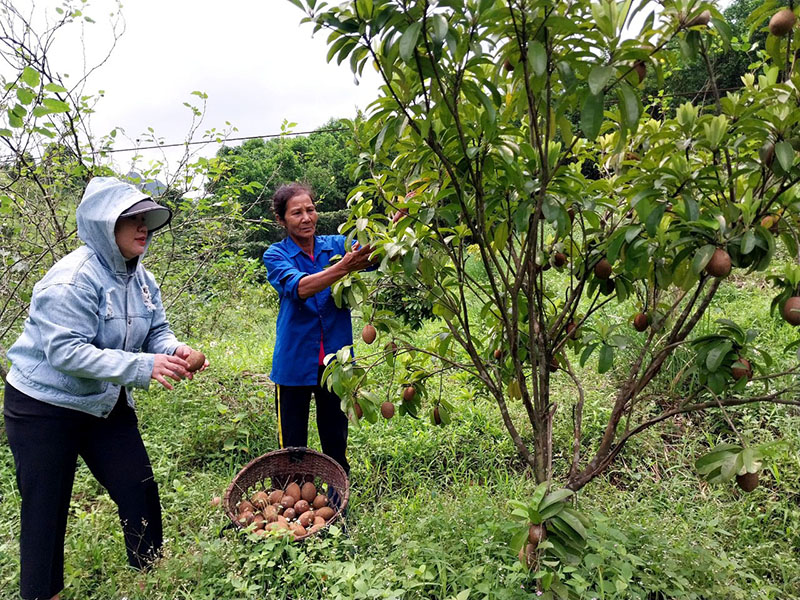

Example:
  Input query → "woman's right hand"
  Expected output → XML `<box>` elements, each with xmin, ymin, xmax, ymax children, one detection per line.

<box><xmin>151</xmin><ymin>353</ymin><xmax>191</xmax><ymax>390</ymax></box>
<box><xmin>340</xmin><ymin>243</ymin><xmax>376</xmax><ymax>273</ymax></box>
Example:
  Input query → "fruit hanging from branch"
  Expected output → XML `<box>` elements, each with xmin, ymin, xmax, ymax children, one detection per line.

<box><xmin>361</xmin><ymin>323</ymin><xmax>377</xmax><ymax>344</ymax></box>
<box><xmin>705</xmin><ymin>248</ymin><xmax>732</xmax><ymax>278</ymax></box>
<box><xmin>769</xmin><ymin>8</ymin><xmax>796</xmax><ymax>36</ymax></box>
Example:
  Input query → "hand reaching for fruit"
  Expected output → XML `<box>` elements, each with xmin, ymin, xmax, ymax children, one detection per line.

<box><xmin>175</xmin><ymin>345</ymin><xmax>208</xmax><ymax>373</ymax></box>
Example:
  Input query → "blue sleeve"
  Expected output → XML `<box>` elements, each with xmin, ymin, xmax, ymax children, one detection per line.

<box><xmin>263</xmin><ymin>244</ymin><xmax>306</xmax><ymax>301</ymax></box>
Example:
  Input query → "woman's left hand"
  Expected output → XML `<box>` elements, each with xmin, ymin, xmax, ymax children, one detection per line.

<box><xmin>174</xmin><ymin>345</ymin><xmax>210</xmax><ymax>373</ymax></box>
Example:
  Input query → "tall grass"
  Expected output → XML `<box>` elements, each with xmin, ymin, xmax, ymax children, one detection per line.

<box><xmin>0</xmin><ymin>274</ymin><xmax>799</xmax><ymax>599</ymax></box>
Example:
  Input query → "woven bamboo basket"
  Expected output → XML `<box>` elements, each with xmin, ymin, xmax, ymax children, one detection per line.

<box><xmin>223</xmin><ymin>447</ymin><xmax>349</xmax><ymax>541</ymax></box>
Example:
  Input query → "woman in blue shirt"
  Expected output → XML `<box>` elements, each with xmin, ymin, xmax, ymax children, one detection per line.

<box><xmin>262</xmin><ymin>183</ymin><xmax>373</xmax><ymax>474</ymax></box>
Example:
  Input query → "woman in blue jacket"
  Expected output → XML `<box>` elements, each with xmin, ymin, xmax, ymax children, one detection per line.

<box><xmin>3</xmin><ymin>177</ymin><xmax>205</xmax><ymax>600</ymax></box>
<box><xmin>263</xmin><ymin>183</ymin><xmax>373</xmax><ymax>475</ymax></box>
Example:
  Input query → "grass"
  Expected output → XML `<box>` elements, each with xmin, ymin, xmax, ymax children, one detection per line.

<box><xmin>1</xmin><ymin>274</ymin><xmax>800</xmax><ymax>599</ymax></box>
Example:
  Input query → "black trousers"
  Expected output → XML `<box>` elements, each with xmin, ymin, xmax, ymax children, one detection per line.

<box><xmin>3</xmin><ymin>383</ymin><xmax>162</xmax><ymax>600</ymax></box>
<box><xmin>275</xmin><ymin>365</ymin><xmax>350</xmax><ymax>474</ymax></box>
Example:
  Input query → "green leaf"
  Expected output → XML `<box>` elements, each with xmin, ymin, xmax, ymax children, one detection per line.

<box><xmin>598</xmin><ymin>343</ymin><xmax>613</xmax><ymax>374</ymax></box>
<box><xmin>540</xmin><ymin>488</ymin><xmax>573</xmax><ymax>510</ymax></box>
<box><xmin>528</xmin><ymin>41</ymin><xmax>547</xmax><ymax>77</ymax></box>
<box><xmin>581</xmin><ymin>93</ymin><xmax>604</xmax><ymax>141</ymax></box>
<box><xmin>588</xmin><ymin>65</ymin><xmax>613</xmax><ymax>95</ymax></box>
<box><xmin>431</xmin><ymin>14</ymin><xmax>448</xmax><ymax>44</ymax></box>
<box><xmin>42</xmin><ymin>98</ymin><xmax>70</xmax><ymax>113</ymax></box>
<box><xmin>21</xmin><ymin>66</ymin><xmax>40</xmax><ymax>88</ymax></box>
<box><xmin>705</xmin><ymin>340</ymin><xmax>732</xmax><ymax>372</ymax></box>
<box><xmin>618</xmin><ymin>83</ymin><xmax>640</xmax><ymax>131</ymax></box>
<box><xmin>44</xmin><ymin>82</ymin><xmax>68</xmax><ymax>93</ymax></box>
<box><xmin>741</xmin><ymin>230</ymin><xmax>756</xmax><ymax>255</ymax></box>
<box><xmin>399</xmin><ymin>22</ymin><xmax>422</xmax><ymax>62</ymax></box>
<box><xmin>691</xmin><ymin>244</ymin><xmax>716</xmax><ymax>275</ymax></box>
<box><xmin>775</xmin><ymin>141</ymin><xmax>794</xmax><ymax>172</ymax></box>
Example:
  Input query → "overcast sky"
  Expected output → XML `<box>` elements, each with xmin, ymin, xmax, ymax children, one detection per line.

<box><xmin>39</xmin><ymin>0</ymin><xmax>383</xmax><ymax>176</ymax></box>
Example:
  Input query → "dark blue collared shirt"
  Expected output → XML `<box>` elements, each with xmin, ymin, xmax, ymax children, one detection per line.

<box><xmin>263</xmin><ymin>235</ymin><xmax>353</xmax><ymax>386</ymax></box>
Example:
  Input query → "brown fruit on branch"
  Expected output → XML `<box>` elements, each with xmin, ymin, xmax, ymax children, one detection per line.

<box><xmin>316</xmin><ymin>506</ymin><xmax>336</xmax><ymax>521</ymax></box>
<box><xmin>760</xmin><ymin>214</ymin><xmax>779</xmax><ymax>231</ymax></box>
<box><xmin>494</xmin><ymin>348</ymin><xmax>503</xmax><ymax>360</ymax></box>
<box><xmin>633</xmin><ymin>60</ymin><xmax>646</xmax><ymax>84</ymax></box>
<box><xmin>312</xmin><ymin>494</ymin><xmax>329</xmax><ymax>510</ymax></box>
<box><xmin>392</xmin><ymin>208</ymin><xmax>409</xmax><ymax>224</ymax></box>
<box><xmin>186</xmin><ymin>350</ymin><xmax>206</xmax><ymax>372</ymax></box>
<box><xmin>736</xmin><ymin>471</ymin><xmax>759</xmax><ymax>492</ymax></box>
<box><xmin>685</xmin><ymin>9</ymin><xmax>711</xmax><ymax>27</ymax></box>
<box><xmin>566</xmin><ymin>321</ymin><xmax>578</xmax><ymax>339</ymax></box>
<box><xmin>381</xmin><ymin>401</ymin><xmax>395</xmax><ymax>419</ymax></box>
<box><xmin>433</xmin><ymin>406</ymin><xmax>442</xmax><ymax>425</ymax></box>
<box><xmin>361</xmin><ymin>323</ymin><xmax>377</xmax><ymax>344</ymax></box>
<box><xmin>528</xmin><ymin>523</ymin><xmax>547</xmax><ymax>545</ymax></box>
<box><xmin>633</xmin><ymin>312</ymin><xmax>649</xmax><ymax>332</ymax></box>
<box><xmin>594</xmin><ymin>258</ymin><xmax>612</xmax><ymax>280</ymax></box>
<box><xmin>503</xmin><ymin>58</ymin><xmax>514</xmax><ymax>71</ymax></box>
<box><xmin>403</xmin><ymin>386</ymin><xmax>416</xmax><ymax>402</ymax></box>
<box><xmin>731</xmin><ymin>357</ymin><xmax>753</xmax><ymax>381</ymax></box>
<box><xmin>553</xmin><ymin>252</ymin><xmax>568</xmax><ymax>268</ymax></box>
<box><xmin>769</xmin><ymin>8</ymin><xmax>796</xmax><ymax>36</ymax></box>
<box><xmin>518</xmin><ymin>543</ymin><xmax>536</xmax><ymax>570</ymax></box>
<box><xmin>705</xmin><ymin>248</ymin><xmax>731</xmax><ymax>278</ymax></box>
<box><xmin>301</xmin><ymin>482</ymin><xmax>317</xmax><ymax>503</ymax></box>
<box><xmin>781</xmin><ymin>296</ymin><xmax>800</xmax><ymax>326</ymax></box>
<box><xmin>548</xmin><ymin>358</ymin><xmax>559</xmax><ymax>373</ymax></box>
<box><xmin>353</xmin><ymin>401</ymin><xmax>363</xmax><ymax>419</ymax></box>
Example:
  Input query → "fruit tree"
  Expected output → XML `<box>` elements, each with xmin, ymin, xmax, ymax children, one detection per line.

<box><xmin>287</xmin><ymin>0</ymin><xmax>800</xmax><ymax>565</ymax></box>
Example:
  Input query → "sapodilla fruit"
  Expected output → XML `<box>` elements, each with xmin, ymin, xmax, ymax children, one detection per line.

<box><xmin>594</xmin><ymin>258</ymin><xmax>612</xmax><ymax>280</ymax></box>
<box><xmin>433</xmin><ymin>406</ymin><xmax>442</xmax><ymax>425</ymax></box>
<box><xmin>237</xmin><ymin>500</ymin><xmax>255</xmax><ymax>514</ymax></box>
<box><xmin>280</xmin><ymin>494</ymin><xmax>296</xmax><ymax>509</ymax></box>
<box><xmin>285</xmin><ymin>482</ymin><xmax>301</xmax><ymax>502</ymax></box>
<box><xmin>736</xmin><ymin>471</ymin><xmax>759</xmax><ymax>492</ymax></box>
<box><xmin>381</xmin><ymin>401</ymin><xmax>395</xmax><ymax>419</ymax></box>
<box><xmin>353</xmin><ymin>401</ymin><xmax>363</xmax><ymax>419</ymax></box>
<box><xmin>301</xmin><ymin>482</ymin><xmax>317</xmax><ymax>503</ymax></box>
<box><xmin>633</xmin><ymin>312</ymin><xmax>649</xmax><ymax>332</ymax></box>
<box><xmin>268</xmin><ymin>489</ymin><xmax>283</xmax><ymax>505</ymax></box>
<box><xmin>362</xmin><ymin>323</ymin><xmax>377</xmax><ymax>344</ymax></box>
<box><xmin>705</xmin><ymin>248</ymin><xmax>731</xmax><ymax>278</ymax></box>
<box><xmin>781</xmin><ymin>296</ymin><xmax>800</xmax><ymax>325</ymax></box>
<box><xmin>528</xmin><ymin>523</ymin><xmax>547</xmax><ymax>545</ymax></box>
<box><xmin>316</xmin><ymin>506</ymin><xmax>336</xmax><ymax>521</ymax></box>
<box><xmin>633</xmin><ymin>60</ymin><xmax>646</xmax><ymax>84</ymax></box>
<box><xmin>251</xmin><ymin>491</ymin><xmax>269</xmax><ymax>510</ymax></box>
<box><xmin>403</xmin><ymin>386</ymin><xmax>416</xmax><ymax>402</ymax></box>
<box><xmin>294</xmin><ymin>499</ymin><xmax>311</xmax><ymax>515</ymax></box>
<box><xmin>769</xmin><ymin>8</ymin><xmax>796</xmax><ymax>37</ymax></box>
<box><xmin>518</xmin><ymin>543</ymin><xmax>536</xmax><ymax>569</ymax></box>
<box><xmin>731</xmin><ymin>357</ymin><xmax>753</xmax><ymax>381</ymax></box>
<box><xmin>299</xmin><ymin>510</ymin><xmax>315</xmax><ymax>528</ymax></box>
<box><xmin>283</xmin><ymin>508</ymin><xmax>297</xmax><ymax>521</ymax></box>
<box><xmin>566</xmin><ymin>321</ymin><xmax>578</xmax><ymax>339</ymax></box>
<box><xmin>553</xmin><ymin>252</ymin><xmax>567</xmax><ymax>268</ymax></box>
<box><xmin>685</xmin><ymin>9</ymin><xmax>711</xmax><ymax>27</ymax></box>
<box><xmin>186</xmin><ymin>350</ymin><xmax>206</xmax><ymax>372</ymax></box>
<box><xmin>312</xmin><ymin>494</ymin><xmax>329</xmax><ymax>510</ymax></box>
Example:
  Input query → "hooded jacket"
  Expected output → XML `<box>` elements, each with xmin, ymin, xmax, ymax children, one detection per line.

<box><xmin>6</xmin><ymin>177</ymin><xmax>182</xmax><ymax>417</ymax></box>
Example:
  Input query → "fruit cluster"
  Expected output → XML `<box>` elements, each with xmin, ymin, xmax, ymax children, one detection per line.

<box><xmin>234</xmin><ymin>480</ymin><xmax>337</xmax><ymax>540</ymax></box>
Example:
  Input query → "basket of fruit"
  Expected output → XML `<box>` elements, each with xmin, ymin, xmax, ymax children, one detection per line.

<box><xmin>223</xmin><ymin>446</ymin><xmax>349</xmax><ymax>541</ymax></box>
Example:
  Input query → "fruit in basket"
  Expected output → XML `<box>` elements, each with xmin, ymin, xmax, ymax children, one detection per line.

<box><xmin>238</xmin><ymin>510</ymin><xmax>254</xmax><ymax>525</ymax></box>
<box><xmin>291</xmin><ymin>523</ymin><xmax>307</xmax><ymax>538</ymax></box>
<box><xmin>301</xmin><ymin>481</ymin><xmax>317</xmax><ymax>502</ymax></box>
<box><xmin>294</xmin><ymin>499</ymin><xmax>311</xmax><ymax>515</ymax></box>
<box><xmin>285</xmin><ymin>482</ymin><xmax>302</xmax><ymax>501</ymax></box>
<box><xmin>283</xmin><ymin>507</ymin><xmax>296</xmax><ymax>521</ymax></box>
<box><xmin>312</xmin><ymin>494</ymin><xmax>328</xmax><ymax>509</ymax></box>
<box><xmin>280</xmin><ymin>494</ymin><xmax>296</xmax><ymax>509</ymax></box>
<box><xmin>314</xmin><ymin>515</ymin><xmax>325</xmax><ymax>526</ymax></box>
<box><xmin>316</xmin><ymin>506</ymin><xmax>336</xmax><ymax>521</ymax></box>
<box><xmin>237</xmin><ymin>500</ymin><xmax>255</xmax><ymax>514</ymax></box>
<box><xmin>251</xmin><ymin>490</ymin><xmax>269</xmax><ymax>509</ymax></box>
<box><xmin>268</xmin><ymin>489</ymin><xmax>283</xmax><ymax>505</ymax></box>
<box><xmin>263</xmin><ymin>505</ymin><xmax>279</xmax><ymax>522</ymax></box>
<box><xmin>299</xmin><ymin>511</ymin><xmax>315</xmax><ymax>528</ymax></box>
<box><xmin>252</xmin><ymin>513</ymin><xmax>266</xmax><ymax>528</ymax></box>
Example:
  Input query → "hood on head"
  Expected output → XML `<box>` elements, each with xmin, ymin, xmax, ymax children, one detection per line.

<box><xmin>76</xmin><ymin>176</ymin><xmax>154</xmax><ymax>273</ymax></box>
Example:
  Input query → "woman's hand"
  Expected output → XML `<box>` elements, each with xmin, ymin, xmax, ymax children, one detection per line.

<box><xmin>174</xmin><ymin>345</ymin><xmax>210</xmax><ymax>372</ymax></box>
<box><xmin>339</xmin><ymin>243</ymin><xmax>376</xmax><ymax>273</ymax></box>
<box><xmin>151</xmin><ymin>353</ymin><xmax>191</xmax><ymax>390</ymax></box>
